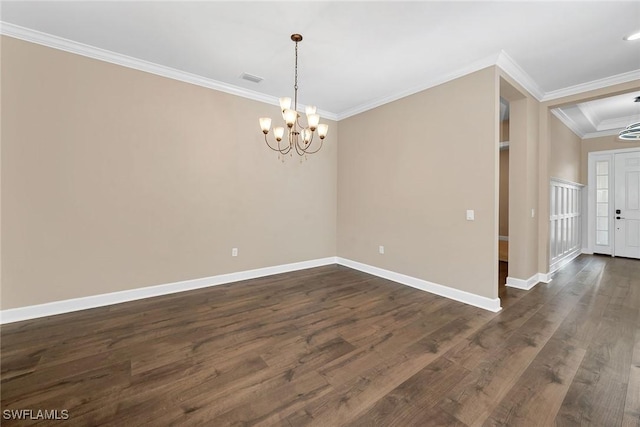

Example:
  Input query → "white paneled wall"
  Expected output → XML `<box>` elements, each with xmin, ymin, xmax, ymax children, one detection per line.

<box><xmin>549</xmin><ymin>179</ymin><xmax>584</xmax><ymax>272</ymax></box>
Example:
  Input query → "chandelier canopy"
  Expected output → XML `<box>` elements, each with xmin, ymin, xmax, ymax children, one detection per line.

<box><xmin>259</xmin><ymin>34</ymin><xmax>328</xmax><ymax>159</ymax></box>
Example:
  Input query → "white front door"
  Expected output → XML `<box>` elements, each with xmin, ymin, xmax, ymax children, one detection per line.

<box><xmin>614</xmin><ymin>151</ymin><xmax>640</xmax><ymax>259</ymax></box>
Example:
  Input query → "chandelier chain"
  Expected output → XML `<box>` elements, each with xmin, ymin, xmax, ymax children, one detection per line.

<box><xmin>294</xmin><ymin>41</ymin><xmax>299</xmax><ymax>111</ymax></box>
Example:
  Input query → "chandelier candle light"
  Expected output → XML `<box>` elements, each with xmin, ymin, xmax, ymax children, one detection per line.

<box><xmin>259</xmin><ymin>34</ymin><xmax>328</xmax><ymax>159</ymax></box>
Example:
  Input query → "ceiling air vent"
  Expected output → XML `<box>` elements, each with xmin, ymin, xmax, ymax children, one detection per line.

<box><xmin>240</xmin><ymin>73</ymin><xmax>264</xmax><ymax>83</ymax></box>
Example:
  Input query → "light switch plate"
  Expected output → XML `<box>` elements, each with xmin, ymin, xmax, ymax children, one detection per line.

<box><xmin>466</xmin><ymin>210</ymin><xmax>475</xmax><ymax>221</ymax></box>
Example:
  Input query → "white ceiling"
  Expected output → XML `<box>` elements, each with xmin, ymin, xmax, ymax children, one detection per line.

<box><xmin>1</xmin><ymin>1</ymin><xmax>640</xmax><ymax>121</ymax></box>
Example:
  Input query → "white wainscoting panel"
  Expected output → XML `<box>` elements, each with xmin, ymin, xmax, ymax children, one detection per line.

<box><xmin>549</xmin><ymin>178</ymin><xmax>584</xmax><ymax>274</ymax></box>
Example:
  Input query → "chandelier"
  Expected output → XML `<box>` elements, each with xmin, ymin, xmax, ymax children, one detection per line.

<box><xmin>619</xmin><ymin>96</ymin><xmax>640</xmax><ymax>141</ymax></box>
<box><xmin>259</xmin><ymin>34</ymin><xmax>328</xmax><ymax>159</ymax></box>
<box><xmin>619</xmin><ymin>123</ymin><xmax>640</xmax><ymax>141</ymax></box>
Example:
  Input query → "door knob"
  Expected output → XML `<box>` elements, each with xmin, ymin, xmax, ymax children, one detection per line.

<box><xmin>616</xmin><ymin>209</ymin><xmax>621</xmax><ymax>214</ymax></box>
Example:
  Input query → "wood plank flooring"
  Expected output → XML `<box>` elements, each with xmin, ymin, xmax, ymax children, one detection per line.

<box><xmin>1</xmin><ymin>255</ymin><xmax>639</xmax><ymax>426</ymax></box>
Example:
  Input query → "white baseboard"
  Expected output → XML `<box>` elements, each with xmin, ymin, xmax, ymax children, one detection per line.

<box><xmin>336</xmin><ymin>257</ymin><xmax>502</xmax><ymax>313</ymax></box>
<box><xmin>499</xmin><ymin>235</ymin><xmax>509</xmax><ymax>241</ymax></box>
<box><xmin>549</xmin><ymin>249</ymin><xmax>582</xmax><ymax>275</ymax></box>
<box><xmin>537</xmin><ymin>272</ymin><xmax>553</xmax><ymax>284</ymax></box>
<box><xmin>0</xmin><ymin>257</ymin><xmax>337</xmax><ymax>324</ymax></box>
<box><xmin>1</xmin><ymin>255</ymin><xmax>507</xmax><ymax>324</ymax></box>
<box><xmin>507</xmin><ymin>250</ymin><xmax>586</xmax><ymax>291</ymax></box>
<box><xmin>581</xmin><ymin>248</ymin><xmax>594</xmax><ymax>255</ymax></box>
<box><xmin>506</xmin><ymin>273</ymin><xmax>540</xmax><ymax>290</ymax></box>
<box><xmin>507</xmin><ymin>271</ymin><xmax>554</xmax><ymax>289</ymax></box>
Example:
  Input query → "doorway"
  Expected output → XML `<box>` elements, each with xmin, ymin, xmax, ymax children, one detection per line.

<box><xmin>498</xmin><ymin>98</ymin><xmax>510</xmax><ymax>292</ymax></box>
<box><xmin>588</xmin><ymin>148</ymin><xmax>640</xmax><ymax>259</ymax></box>
<box><xmin>614</xmin><ymin>151</ymin><xmax>640</xmax><ymax>258</ymax></box>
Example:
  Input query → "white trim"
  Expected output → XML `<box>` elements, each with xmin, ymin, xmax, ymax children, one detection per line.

<box><xmin>0</xmin><ymin>257</ymin><xmax>338</xmax><ymax>324</ymax></box>
<box><xmin>549</xmin><ymin>178</ymin><xmax>583</xmax><ymax>274</ymax></box>
<box><xmin>582</xmin><ymin>128</ymin><xmax>625</xmax><ymax>139</ymax></box>
<box><xmin>516</xmin><ymin>251</ymin><xmax>587</xmax><ymax>290</ymax></box>
<box><xmin>1</xmin><ymin>255</ymin><xmax>505</xmax><ymax>323</ymax></box>
<box><xmin>512</xmin><ymin>254</ymin><xmax>589</xmax><ymax>290</ymax></box>
<box><xmin>506</xmin><ymin>273</ymin><xmax>540</xmax><ymax>290</ymax></box>
<box><xmin>577</xmin><ymin>102</ymin><xmax>601</xmax><ymax>130</ymax></box>
<box><xmin>598</xmin><ymin>114</ymin><xmax>640</xmax><ymax>131</ymax></box>
<box><xmin>549</xmin><ymin>176</ymin><xmax>585</xmax><ymax>187</ymax></box>
<box><xmin>581</xmin><ymin>248</ymin><xmax>594</xmax><ymax>255</ymax></box>
<box><xmin>542</xmin><ymin>69</ymin><xmax>640</xmax><ymax>102</ymax></box>
<box><xmin>499</xmin><ymin>235</ymin><xmax>509</xmax><ymax>241</ymax></box>
<box><xmin>335</xmin><ymin>52</ymin><xmax>500</xmax><ymax>120</ymax></box>
<box><xmin>549</xmin><ymin>248</ymin><xmax>581</xmax><ymax>275</ymax></box>
<box><xmin>336</xmin><ymin>257</ymin><xmax>502</xmax><ymax>312</ymax></box>
<box><xmin>4</xmin><ymin>21</ymin><xmax>636</xmax><ymax>124</ymax></box>
<box><xmin>588</xmin><ymin>147</ymin><xmax>640</xmax><ymax>156</ymax></box>
<box><xmin>0</xmin><ymin>22</ymin><xmax>339</xmax><ymax>121</ymax></box>
<box><xmin>587</xmin><ymin>151</ymin><xmax>614</xmax><ymax>255</ymax></box>
<box><xmin>537</xmin><ymin>273</ymin><xmax>553</xmax><ymax>284</ymax></box>
<box><xmin>550</xmin><ymin>108</ymin><xmax>585</xmax><ymax>138</ymax></box>
<box><xmin>496</xmin><ymin>50</ymin><xmax>545</xmax><ymax>101</ymax></box>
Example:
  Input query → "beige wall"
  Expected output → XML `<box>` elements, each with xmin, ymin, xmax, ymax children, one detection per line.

<box><xmin>549</xmin><ymin>114</ymin><xmax>581</xmax><ymax>184</ymax></box>
<box><xmin>5</xmin><ymin>35</ymin><xmax>634</xmax><ymax>311</ymax></box>
<box><xmin>499</xmin><ymin>149</ymin><xmax>509</xmax><ymax>237</ymax></box>
<box><xmin>580</xmin><ymin>135</ymin><xmax>640</xmax><ymax>183</ymax></box>
<box><xmin>1</xmin><ymin>37</ymin><xmax>337</xmax><ymax>309</ymax></box>
<box><xmin>338</xmin><ymin>67</ymin><xmax>499</xmax><ymax>300</ymax></box>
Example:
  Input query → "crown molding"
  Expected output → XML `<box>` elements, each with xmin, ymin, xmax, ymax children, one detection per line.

<box><xmin>541</xmin><ymin>69</ymin><xmax>640</xmax><ymax>103</ymax></box>
<box><xmin>598</xmin><ymin>114</ymin><xmax>640</xmax><ymax>131</ymax></box>
<box><xmin>336</xmin><ymin>52</ymin><xmax>501</xmax><ymax>121</ymax></box>
<box><xmin>550</xmin><ymin>107</ymin><xmax>585</xmax><ymax>138</ymax></box>
<box><xmin>1</xmin><ymin>21</ymin><xmax>637</xmax><ymax>125</ymax></box>
<box><xmin>551</xmin><ymin>106</ymin><xmax>623</xmax><ymax>140</ymax></box>
<box><xmin>577</xmin><ymin>102</ymin><xmax>600</xmax><ymax>129</ymax></box>
<box><xmin>0</xmin><ymin>22</ymin><xmax>339</xmax><ymax>121</ymax></box>
<box><xmin>582</xmin><ymin>128</ymin><xmax>623</xmax><ymax>140</ymax></box>
<box><xmin>496</xmin><ymin>50</ymin><xmax>545</xmax><ymax>101</ymax></box>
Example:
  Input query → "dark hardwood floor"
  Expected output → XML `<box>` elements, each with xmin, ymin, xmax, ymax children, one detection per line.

<box><xmin>2</xmin><ymin>255</ymin><xmax>639</xmax><ymax>426</ymax></box>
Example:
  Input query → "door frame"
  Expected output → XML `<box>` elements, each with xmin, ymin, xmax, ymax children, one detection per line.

<box><xmin>587</xmin><ymin>147</ymin><xmax>640</xmax><ymax>255</ymax></box>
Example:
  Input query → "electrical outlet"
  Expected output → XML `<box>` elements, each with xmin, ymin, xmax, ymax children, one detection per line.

<box><xmin>379</xmin><ymin>245</ymin><xmax>385</xmax><ymax>254</ymax></box>
<box><xmin>531</xmin><ymin>208</ymin><xmax>535</xmax><ymax>218</ymax></box>
<box><xmin>466</xmin><ymin>210</ymin><xmax>475</xmax><ymax>221</ymax></box>
<box><xmin>232</xmin><ymin>248</ymin><xmax>238</xmax><ymax>257</ymax></box>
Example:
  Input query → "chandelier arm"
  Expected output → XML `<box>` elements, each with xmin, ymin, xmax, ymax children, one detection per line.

<box><xmin>300</xmin><ymin>132</ymin><xmax>324</xmax><ymax>155</ymax></box>
<box><xmin>278</xmin><ymin>138</ymin><xmax>292</xmax><ymax>155</ymax></box>
<box><xmin>279</xmin><ymin>132</ymin><xmax>293</xmax><ymax>155</ymax></box>
<box><xmin>298</xmin><ymin>129</ymin><xmax>313</xmax><ymax>154</ymax></box>
<box><xmin>294</xmin><ymin>136</ymin><xmax>306</xmax><ymax>156</ymax></box>
<box><xmin>264</xmin><ymin>135</ymin><xmax>289</xmax><ymax>154</ymax></box>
